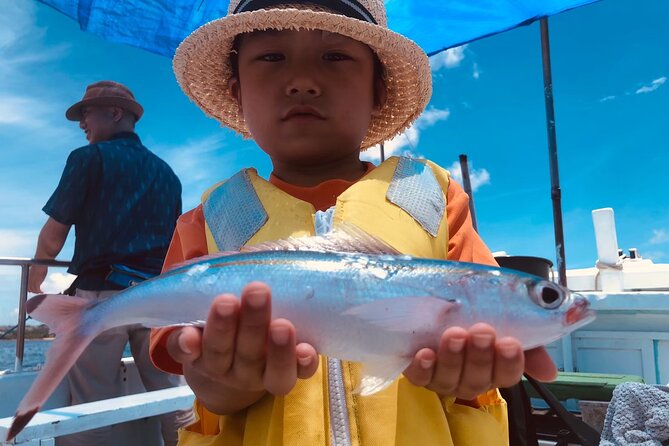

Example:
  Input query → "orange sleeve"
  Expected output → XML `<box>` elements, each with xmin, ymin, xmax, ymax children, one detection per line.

<box><xmin>150</xmin><ymin>205</ymin><xmax>208</xmax><ymax>375</ymax></box>
<box><xmin>445</xmin><ymin>180</ymin><xmax>497</xmax><ymax>267</ymax></box>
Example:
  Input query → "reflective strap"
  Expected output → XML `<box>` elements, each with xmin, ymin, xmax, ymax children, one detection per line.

<box><xmin>314</xmin><ymin>209</ymin><xmax>352</xmax><ymax>446</ymax></box>
<box><xmin>387</xmin><ymin>157</ymin><xmax>445</xmax><ymax>237</ymax></box>
<box><xmin>202</xmin><ymin>170</ymin><xmax>268</xmax><ymax>251</ymax></box>
<box><xmin>328</xmin><ymin>358</ymin><xmax>352</xmax><ymax>446</ymax></box>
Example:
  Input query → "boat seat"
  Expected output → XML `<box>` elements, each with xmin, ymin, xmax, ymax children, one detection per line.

<box><xmin>522</xmin><ymin>371</ymin><xmax>645</xmax><ymax>402</ymax></box>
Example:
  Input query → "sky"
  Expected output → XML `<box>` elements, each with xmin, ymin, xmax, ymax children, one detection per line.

<box><xmin>0</xmin><ymin>0</ymin><xmax>667</xmax><ymax>326</ymax></box>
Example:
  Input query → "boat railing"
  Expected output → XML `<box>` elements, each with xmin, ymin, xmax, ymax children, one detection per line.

<box><xmin>0</xmin><ymin>257</ymin><xmax>71</xmax><ymax>372</ymax></box>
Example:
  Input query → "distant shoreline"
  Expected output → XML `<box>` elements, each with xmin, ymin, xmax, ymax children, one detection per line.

<box><xmin>0</xmin><ymin>338</ymin><xmax>54</xmax><ymax>341</ymax></box>
<box><xmin>0</xmin><ymin>324</ymin><xmax>52</xmax><ymax>340</ymax></box>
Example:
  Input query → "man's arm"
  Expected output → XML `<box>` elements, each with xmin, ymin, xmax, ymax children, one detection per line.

<box><xmin>28</xmin><ymin>217</ymin><xmax>71</xmax><ymax>293</ymax></box>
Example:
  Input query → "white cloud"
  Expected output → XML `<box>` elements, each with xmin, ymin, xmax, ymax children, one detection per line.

<box><xmin>42</xmin><ymin>272</ymin><xmax>76</xmax><ymax>294</ymax></box>
<box><xmin>154</xmin><ymin>134</ymin><xmax>254</xmax><ymax>209</ymax></box>
<box><xmin>0</xmin><ymin>1</ymin><xmax>75</xmax><ymax>141</ymax></box>
<box><xmin>0</xmin><ymin>92</ymin><xmax>80</xmax><ymax>145</ymax></box>
<box><xmin>0</xmin><ymin>229</ymin><xmax>37</xmax><ymax>257</ymax></box>
<box><xmin>0</xmin><ymin>96</ymin><xmax>33</xmax><ymax>125</ymax></box>
<box><xmin>649</xmin><ymin>229</ymin><xmax>669</xmax><ymax>245</ymax></box>
<box><xmin>416</xmin><ymin>108</ymin><xmax>451</xmax><ymax>127</ymax></box>
<box><xmin>362</xmin><ymin>107</ymin><xmax>450</xmax><ymax>164</ymax></box>
<box><xmin>446</xmin><ymin>161</ymin><xmax>491</xmax><ymax>192</ymax></box>
<box><xmin>473</xmin><ymin>62</ymin><xmax>481</xmax><ymax>79</ymax></box>
<box><xmin>599</xmin><ymin>95</ymin><xmax>616</xmax><ymax>102</ymax></box>
<box><xmin>429</xmin><ymin>45</ymin><xmax>467</xmax><ymax>72</ymax></box>
<box><xmin>0</xmin><ymin>95</ymin><xmax>61</xmax><ymax>130</ymax></box>
<box><xmin>159</xmin><ymin>135</ymin><xmax>228</xmax><ymax>183</ymax></box>
<box><xmin>643</xmin><ymin>250</ymin><xmax>666</xmax><ymax>262</ymax></box>
<box><xmin>0</xmin><ymin>1</ymin><xmax>37</xmax><ymax>50</ymax></box>
<box><xmin>635</xmin><ymin>77</ymin><xmax>667</xmax><ymax>94</ymax></box>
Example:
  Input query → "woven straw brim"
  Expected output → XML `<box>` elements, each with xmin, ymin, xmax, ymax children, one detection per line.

<box><xmin>173</xmin><ymin>8</ymin><xmax>432</xmax><ymax>150</ymax></box>
<box><xmin>65</xmin><ymin>97</ymin><xmax>144</xmax><ymax>122</ymax></box>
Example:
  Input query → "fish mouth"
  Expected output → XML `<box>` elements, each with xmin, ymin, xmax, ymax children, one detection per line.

<box><xmin>564</xmin><ymin>295</ymin><xmax>596</xmax><ymax>327</ymax></box>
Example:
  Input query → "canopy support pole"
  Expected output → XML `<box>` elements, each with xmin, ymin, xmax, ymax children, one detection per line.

<box><xmin>459</xmin><ymin>154</ymin><xmax>478</xmax><ymax>232</ymax></box>
<box><xmin>540</xmin><ymin>18</ymin><xmax>567</xmax><ymax>287</ymax></box>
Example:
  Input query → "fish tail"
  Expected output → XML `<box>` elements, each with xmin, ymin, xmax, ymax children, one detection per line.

<box><xmin>6</xmin><ymin>294</ymin><xmax>100</xmax><ymax>441</ymax></box>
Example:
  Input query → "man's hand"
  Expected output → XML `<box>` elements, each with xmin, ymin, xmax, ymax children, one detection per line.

<box><xmin>403</xmin><ymin>323</ymin><xmax>557</xmax><ymax>400</ymax></box>
<box><xmin>28</xmin><ymin>265</ymin><xmax>48</xmax><ymax>294</ymax></box>
<box><xmin>166</xmin><ymin>282</ymin><xmax>320</xmax><ymax>414</ymax></box>
<box><xmin>30</xmin><ymin>217</ymin><xmax>70</xmax><ymax>294</ymax></box>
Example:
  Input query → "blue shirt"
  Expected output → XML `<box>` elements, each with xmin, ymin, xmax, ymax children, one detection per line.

<box><xmin>43</xmin><ymin>132</ymin><xmax>182</xmax><ymax>290</ymax></box>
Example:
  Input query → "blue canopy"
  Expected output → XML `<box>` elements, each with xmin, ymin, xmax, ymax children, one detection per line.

<box><xmin>37</xmin><ymin>0</ymin><xmax>600</xmax><ymax>58</ymax></box>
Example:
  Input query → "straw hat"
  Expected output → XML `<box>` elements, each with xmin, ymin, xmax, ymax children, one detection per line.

<box><xmin>66</xmin><ymin>81</ymin><xmax>144</xmax><ymax>122</ymax></box>
<box><xmin>173</xmin><ymin>0</ymin><xmax>432</xmax><ymax>150</ymax></box>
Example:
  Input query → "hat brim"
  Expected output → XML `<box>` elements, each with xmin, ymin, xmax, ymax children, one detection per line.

<box><xmin>65</xmin><ymin>97</ymin><xmax>144</xmax><ymax>122</ymax></box>
<box><xmin>173</xmin><ymin>8</ymin><xmax>432</xmax><ymax>150</ymax></box>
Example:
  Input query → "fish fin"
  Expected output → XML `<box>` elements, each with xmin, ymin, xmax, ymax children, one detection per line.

<box><xmin>7</xmin><ymin>295</ymin><xmax>101</xmax><ymax>441</ymax></box>
<box><xmin>165</xmin><ymin>223</ymin><xmax>399</xmax><ymax>272</ymax></box>
<box><xmin>6</xmin><ymin>407</ymin><xmax>38</xmax><ymax>441</ymax></box>
<box><xmin>356</xmin><ymin>356</ymin><xmax>412</xmax><ymax>396</ymax></box>
<box><xmin>342</xmin><ymin>296</ymin><xmax>459</xmax><ymax>333</ymax></box>
<box><xmin>27</xmin><ymin>294</ymin><xmax>95</xmax><ymax>333</ymax></box>
<box><xmin>165</xmin><ymin>250</ymin><xmax>241</xmax><ymax>272</ymax></box>
<box><xmin>243</xmin><ymin>222</ymin><xmax>401</xmax><ymax>256</ymax></box>
<box><xmin>163</xmin><ymin>320</ymin><xmax>206</xmax><ymax>328</ymax></box>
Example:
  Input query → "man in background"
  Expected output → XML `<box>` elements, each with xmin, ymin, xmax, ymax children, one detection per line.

<box><xmin>28</xmin><ymin>80</ymin><xmax>192</xmax><ymax>446</ymax></box>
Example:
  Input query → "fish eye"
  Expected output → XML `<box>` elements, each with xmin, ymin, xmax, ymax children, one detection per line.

<box><xmin>531</xmin><ymin>281</ymin><xmax>564</xmax><ymax>309</ymax></box>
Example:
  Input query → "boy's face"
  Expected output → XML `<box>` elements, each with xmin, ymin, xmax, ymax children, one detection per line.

<box><xmin>229</xmin><ymin>30</ymin><xmax>385</xmax><ymax>167</ymax></box>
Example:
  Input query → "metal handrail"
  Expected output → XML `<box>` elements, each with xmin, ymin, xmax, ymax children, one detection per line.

<box><xmin>0</xmin><ymin>257</ymin><xmax>71</xmax><ymax>372</ymax></box>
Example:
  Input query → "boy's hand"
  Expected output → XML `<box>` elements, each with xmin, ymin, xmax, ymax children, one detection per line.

<box><xmin>403</xmin><ymin>323</ymin><xmax>557</xmax><ymax>400</ymax></box>
<box><xmin>165</xmin><ymin>282</ymin><xmax>319</xmax><ymax>413</ymax></box>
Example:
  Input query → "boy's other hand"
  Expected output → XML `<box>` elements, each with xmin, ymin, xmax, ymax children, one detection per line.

<box><xmin>166</xmin><ymin>282</ymin><xmax>319</xmax><ymax>401</ymax></box>
<box><xmin>402</xmin><ymin>323</ymin><xmax>557</xmax><ymax>401</ymax></box>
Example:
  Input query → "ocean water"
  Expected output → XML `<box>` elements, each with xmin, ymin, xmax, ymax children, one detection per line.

<box><xmin>0</xmin><ymin>340</ymin><xmax>132</xmax><ymax>371</ymax></box>
<box><xmin>0</xmin><ymin>339</ymin><xmax>51</xmax><ymax>371</ymax></box>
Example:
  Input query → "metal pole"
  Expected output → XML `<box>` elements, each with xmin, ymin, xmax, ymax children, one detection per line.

<box><xmin>379</xmin><ymin>143</ymin><xmax>385</xmax><ymax>162</ymax></box>
<box><xmin>458</xmin><ymin>154</ymin><xmax>478</xmax><ymax>232</ymax></box>
<box><xmin>540</xmin><ymin>18</ymin><xmax>567</xmax><ymax>287</ymax></box>
<box><xmin>15</xmin><ymin>264</ymin><xmax>30</xmax><ymax>372</ymax></box>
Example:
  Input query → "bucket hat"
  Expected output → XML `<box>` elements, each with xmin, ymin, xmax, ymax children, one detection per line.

<box><xmin>173</xmin><ymin>0</ymin><xmax>432</xmax><ymax>149</ymax></box>
<box><xmin>66</xmin><ymin>81</ymin><xmax>144</xmax><ymax>122</ymax></box>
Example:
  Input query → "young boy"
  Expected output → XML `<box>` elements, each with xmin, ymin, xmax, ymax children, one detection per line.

<box><xmin>151</xmin><ymin>1</ymin><xmax>557</xmax><ymax>444</ymax></box>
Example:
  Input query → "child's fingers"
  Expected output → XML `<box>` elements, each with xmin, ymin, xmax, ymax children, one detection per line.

<box><xmin>199</xmin><ymin>294</ymin><xmax>240</xmax><ymax>376</ymax></box>
<box><xmin>232</xmin><ymin>282</ymin><xmax>272</xmax><ymax>387</ymax></box>
<box><xmin>427</xmin><ymin>327</ymin><xmax>468</xmax><ymax>395</ymax></box>
<box><xmin>296</xmin><ymin>343</ymin><xmax>319</xmax><ymax>379</ymax></box>
<box><xmin>166</xmin><ymin>326</ymin><xmax>203</xmax><ymax>365</ymax></box>
<box><xmin>264</xmin><ymin>319</ymin><xmax>297</xmax><ymax>395</ymax></box>
<box><xmin>457</xmin><ymin>323</ymin><xmax>496</xmax><ymax>400</ymax></box>
<box><xmin>402</xmin><ymin>348</ymin><xmax>436</xmax><ymax>387</ymax></box>
<box><xmin>492</xmin><ymin>337</ymin><xmax>524</xmax><ymax>389</ymax></box>
<box><xmin>524</xmin><ymin>347</ymin><xmax>558</xmax><ymax>382</ymax></box>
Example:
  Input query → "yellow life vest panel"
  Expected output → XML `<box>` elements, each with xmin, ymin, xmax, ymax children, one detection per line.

<box><xmin>180</xmin><ymin>157</ymin><xmax>508</xmax><ymax>446</ymax></box>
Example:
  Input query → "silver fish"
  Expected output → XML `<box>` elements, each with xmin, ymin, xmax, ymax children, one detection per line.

<box><xmin>6</xmin><ymin>228</ymin><xmax>595</xmax><ymax>440</ymax></box>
